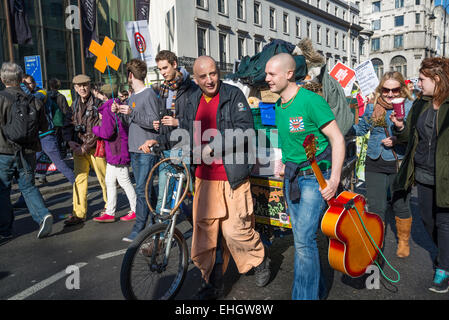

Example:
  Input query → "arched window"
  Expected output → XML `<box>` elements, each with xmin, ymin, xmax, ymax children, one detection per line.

<box><xmin>390</xmin><ymin>55</ymin><xmax>407</xmax><ymax>78</ymax></box>
<box><xmin>371</xmin><ymin>58</ymin><xmax>384</xmax><ymax>79</ymax></box>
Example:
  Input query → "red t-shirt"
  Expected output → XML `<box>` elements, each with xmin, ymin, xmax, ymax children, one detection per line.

<box><xmin>194</xmin><ymin>94</ymin><xmax>228</xmax><ymax>181</ymax></box>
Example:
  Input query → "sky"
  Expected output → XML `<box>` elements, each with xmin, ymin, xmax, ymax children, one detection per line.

<box><xmin>435</xmin><ymin>0</ymin><xmax>449</xmax><ymax>12</ymax></box>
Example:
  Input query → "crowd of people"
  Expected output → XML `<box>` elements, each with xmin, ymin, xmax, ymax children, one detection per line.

<box><xmin>0</xmin><ymin>51</ymin><xmax>448</xmax><ymax>300</ymax></box>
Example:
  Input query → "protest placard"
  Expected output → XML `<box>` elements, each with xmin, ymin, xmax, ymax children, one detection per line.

<box><xmin>355</xmin><ymin>60</ymin><xmax>379</xmax><ymax>97</ymax></box>
<box><xmin>125</xmin><ymin>20</ymin><xmax>156</xmax><ymax>68</ymax></box>
<box><xmin>329</xmin><ymin>62</ymin><xmax>356</xmax><ymax>96</ymax></box>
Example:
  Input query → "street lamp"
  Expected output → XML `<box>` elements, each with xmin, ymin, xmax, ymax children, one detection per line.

<box><xmin>429</xmin><ymin>1</ymin><xmax>449</xmax><ymax>57</ymax></box>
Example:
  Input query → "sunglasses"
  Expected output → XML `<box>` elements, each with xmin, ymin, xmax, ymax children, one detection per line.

<box><xmin>382</xmin><ymin>87</ymin><xmax>401</xmax><ymax>94</ymax></box>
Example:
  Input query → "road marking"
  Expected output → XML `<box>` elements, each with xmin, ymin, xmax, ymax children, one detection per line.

<box><xmin>7</xmin><ymin>262</ymin><xmax>88</xmax><ymax>300</ymax></box>
<box><xmin>96</xmin><ymin>249</ymin><xmax>127</xmax><ymax>260</ymax></box>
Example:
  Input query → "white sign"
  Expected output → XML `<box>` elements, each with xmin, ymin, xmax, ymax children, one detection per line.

<box><xmin>355</xmin><ymin>60</ymin><xmax>379</xmax><ymax>97</ymax></box>
<box><xmin>125</xmin><ymin>20</ymin><xmax>156</xmax><ymax>67</ymax></box>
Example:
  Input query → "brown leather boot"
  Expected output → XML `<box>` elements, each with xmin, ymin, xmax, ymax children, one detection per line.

<box><xmin>395</xmin><ymin>217</ymin><xmax>412</xmax><ymax>258</ymax></box>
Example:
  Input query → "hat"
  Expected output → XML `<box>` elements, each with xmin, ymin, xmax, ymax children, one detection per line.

<box><xmin>72</xmin><ymin>74</ymin><xmax>91</xmax><ymax>84</ymax></box>
<box><xmin>100</xmin><ymin>83</ymin><xmax>118</xmax><ymax>98</ymax></box>
<box><xmin>405</xmin><ymin>80</ymin><xmax>411</xmax><ymax>85</ymax></box>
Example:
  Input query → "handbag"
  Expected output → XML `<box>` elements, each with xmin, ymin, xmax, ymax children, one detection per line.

<box><xmin>94</xmin><ymin>139</ymin><xmax>106</xmax><ymax>158</ymax></box>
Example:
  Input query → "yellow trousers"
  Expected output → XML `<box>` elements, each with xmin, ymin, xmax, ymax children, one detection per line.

<box><xmin>72</xmin><ymin>150</ymin><xmax>107</xmax><ymax>218</ymax></box>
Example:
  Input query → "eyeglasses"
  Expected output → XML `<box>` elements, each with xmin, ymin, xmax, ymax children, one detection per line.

<box><xmin>382</xmin><ymin>87</ymin><xmax>401</xmax><ymax>94</ymax></box>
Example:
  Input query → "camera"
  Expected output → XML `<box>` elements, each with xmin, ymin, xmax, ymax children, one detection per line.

<box><xmin>159</xmin><ymin>108</ymin><xmax>174</xmax><ymax>119</ymax></box>
<box><xmin>74</xmin><ymin>124</ymin><xmax>86</xmax><ymax>133</ymax></box>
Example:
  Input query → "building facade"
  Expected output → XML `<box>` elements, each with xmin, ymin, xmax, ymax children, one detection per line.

<box><xmin>359</xmin><ymin>0</ymin><xmax>448</xmax><ymax>80</ymax></box>
<box><xmin>149</xmin><ymin>0</ymin><xmax>365</xmax><ymax>79</ymax></box>
<box><xmin>0</xmin><ymin>0</ymin><xmax>136</xmax><ymax>89</ymax></box>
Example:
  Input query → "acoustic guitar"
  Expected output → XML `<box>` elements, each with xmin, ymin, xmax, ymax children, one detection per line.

<box><xmin>303</xmin><ymin>134</ymin><xmax>384</xmax><ymax>278</ymax></box>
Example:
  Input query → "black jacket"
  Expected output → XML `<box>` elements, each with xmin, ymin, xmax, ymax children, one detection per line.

<box><xmin>0</xmin><ymin>86</ymin><xmax>47</xmax><ymax>154</ymax></box>
<box><xmin>180</xmin><ymin>82</ymin><xmax>255</xmax><ymax>190</ymax></box>
<box><xmin>156</xmin><ymin>75</ymin><xmax>198</xmax><ymax>150</ymax></box>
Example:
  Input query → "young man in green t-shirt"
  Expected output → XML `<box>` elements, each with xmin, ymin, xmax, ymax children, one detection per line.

<box><xmin>265</xmin><ymin>53</ymin><xmax>345</xmax><ymax>300</ymax></box>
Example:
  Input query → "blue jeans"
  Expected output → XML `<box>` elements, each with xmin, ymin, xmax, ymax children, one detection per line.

<box><xmin>155</xmin><ymin>150</ymin><xmax>178</xmax><ymax>215</ymax></box>
<box><xmin>129</xmin><ymin>152</ymin><xmax>158</xmax><ymax>239</ymax></box>
<box><xmin>284</xmin><ymin>170</ymin><xmax>330</xmax><ymax>300</ymax></box>
<box><xmin>37</xmin><ymin>134</ymin><xmax>75</xmax><ymax>184</ymax></box>
<box><xmin>0</xmin><ymin>153</ymin><xmax>50</xmax><ymax>235</ymax></box>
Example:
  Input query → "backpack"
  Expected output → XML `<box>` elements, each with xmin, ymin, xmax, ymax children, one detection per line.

<box><xmin>0</xmin><ymin>91</ymin><xmax>39</xmax><ymax>148</ymax></box>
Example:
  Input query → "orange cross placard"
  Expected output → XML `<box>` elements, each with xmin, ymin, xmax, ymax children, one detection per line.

<box><xmin>88</xmin><ymin>36</ymin><xmax>122</xmax><ymax>73</ymax></box>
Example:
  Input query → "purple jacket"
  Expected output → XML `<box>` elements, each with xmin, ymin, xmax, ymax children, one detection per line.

<box><xmin>92</xmin><ymin>99</ymin><xmax>130</xmax><ymax>165</ymax></box>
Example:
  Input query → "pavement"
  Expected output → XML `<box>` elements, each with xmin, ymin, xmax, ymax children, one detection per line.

<box><xmin>10</xmin><ymin>158</ymin><xmax>101</xmax><ymax>203</ymax></box>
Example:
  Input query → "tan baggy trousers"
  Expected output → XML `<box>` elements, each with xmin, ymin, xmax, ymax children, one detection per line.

<box><xmin>191</xmin><ymin>178</ymin><xmax>265</xmax><ymax>283</ymax></box>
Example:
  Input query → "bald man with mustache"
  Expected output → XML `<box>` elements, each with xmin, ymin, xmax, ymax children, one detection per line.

<box><xmin>178</xmin><ymin>55</ymin><xmax>271</xmax><ymax>300</ymax></box>
<box><xmin>265</xmin><ymin>53</ymin><xmax>345</xmax><ymax>300</ymax></box>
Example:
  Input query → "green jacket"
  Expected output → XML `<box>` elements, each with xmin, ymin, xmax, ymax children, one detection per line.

<box><xmin>392</xmin><ymin>96</ymin><xmax>449</xmax><ymax>208</ymax></box>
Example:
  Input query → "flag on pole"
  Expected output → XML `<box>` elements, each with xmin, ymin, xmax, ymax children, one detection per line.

<box><xmin>80</xmin><ymin>0</ymin><xmax>97</xmax><ymax>58</ymax></box>
<box><xmin>8</xmin><ymin>0</ymin><xmax>32</xmax><ymax>45</ymax></box>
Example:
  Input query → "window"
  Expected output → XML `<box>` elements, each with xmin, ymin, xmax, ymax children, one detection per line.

<box><xmin>391</xmin><ymin>55</ymin><xmax>407</xmax><ymax>77</ymax></box>
<box><xmin>416</xmin><ymin>0</ymin><xmax>420</xmax><ymax>4</ymax></box>
<box><xmin>238</xmin><ymin>36</ymin><xmax>246</xmax><ymax>59</ymax></box>
<box><xmin>351</xmin><ymin>37</ymin><xmax>356</xmax><ymax>53</ymax></box>
<box><xmin>326</xmin><ymin>28</ymin><xmax>330</xmax><ymax>46</ymax></box>
<box><xmin>269</xmin><ymin>7</ymin><xmax>276</xmax><ymax>29</ymax></box>
<box><xmin>342</xmin><ymin>10</ymin><xmax>346</xmax><ymax>20</ymax></box>
<box><xmin>395</xmin><ymin>15</ymin><xmax>404</xmax><ymax>27</ymax></box>
<box><xmin>237</xmin><ymin>0</ymin><xmax>245</xmax><ymax>20</ymax></box>
<box><xmin>196</xmin><ymin>0</ymin><xmax>208</xmax><ymax>9</ymax></box>
<box><xmin>415</xmin><ymin>13</ymin><xmax>420</xmax><ymax>24</ymax></box>
<box><xmin>197</xmin><ymin>27</ymin><xmax>207</xmax><ymax>56</ymax></box>
<box><xmin>395</xmin><ymin>0</ymin><xmax>404</xmax><ymax>8</ymax></box>
<box><xmin>335</xmin><ymin>31</ymin><xmax>339</xmax><ymax>48</ymax></box>
<box><xmin>371</xmin><ymin>38</ymin><xmax>380</xmax><ymax>51</ymax></box>
<box><xmin>283</xmin><ymin>12</ymin><xmax>289</xmax><ymax>34</ymax></box>
<box><xmin>335</xmin><ymin>7</ymin><xmax>338</xmax><ymax>17</ymax></box>
<box><xmin>254</xmin><ymin>1</ymin><xmax>261</xmax><ymax>25</ymax></box>
<box><xmin>342</xmin><ymin>34</ymin><xmax>346</xmax><ymax>50</ymax></box>
<box><xmin>254</xmin><ymin>39</ymin><xmax>262</xmax><ymax>54</ymax></box>
<box><xmin>307</xmin><ymin>21</ymin><xmax>311</xmax><ymax>38</ymax></box>
<box><xmin>372</xmin><ymin>1</ymin><xmax>381</xmax><ymax>12</ymax></box>
<box><xmin>219</xmin><ymin>32</ymin><xmax>227</xmax><ymax>64</ymax></box>
<box><xmin>394</xmin><ymin>34</ymin><xmax>403</xmax><ymax>48</ymax></box>
<box><xmin>317</xmin><ymin>25</ymin><xmax>321</xmax><ymax>43</ymax></box>
<box><xmin>296</xmin><ymin>17</ymin><xmax>301</xmax><ymax>37</ymax></box>
<box><xmin>218</xmin><ymin>0</ymin><xmax>227</xmax><ymax>14</ymax></box>
<box><xmin>372</xmin><ymin>19</ymin><xmax>381</xmax><ymax>30</ymax></box>
<box><xmin>317</xmin><ymin>0</ymin><xmax>321</xmax><ymax>9</ymax></box>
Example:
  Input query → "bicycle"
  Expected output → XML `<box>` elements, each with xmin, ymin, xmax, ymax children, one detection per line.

<box><xmin>120</xmin><ymin>145</ymin><xmax>192</xmax><ymax>300</ymax></box>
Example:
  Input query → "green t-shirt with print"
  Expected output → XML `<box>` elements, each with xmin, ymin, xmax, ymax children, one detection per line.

<box><xmin>275</xmin><ymin>87</ymin><xmax>335</xmax><ymax>170</ymax></box>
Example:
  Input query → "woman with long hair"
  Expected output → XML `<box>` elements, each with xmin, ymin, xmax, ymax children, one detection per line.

<box><xmin>392</xmin><ymin>57</ymin><xmax>449</xmax><ymax>293</ymax></box>
<box><xmin>350</xmin><ymin>71</ymin><xmax>413</xmax><ymax>258</ymax></box>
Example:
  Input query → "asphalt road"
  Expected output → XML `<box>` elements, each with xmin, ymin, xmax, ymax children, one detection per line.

<box><xmin>1</xmin><ymin>178</ymin><xmax>448</xmax><ymax>302</ymax></box>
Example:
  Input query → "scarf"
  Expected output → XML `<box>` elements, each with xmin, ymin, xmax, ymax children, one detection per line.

<box><xmin>371</xmin><ymin>96</ymin><xmax>393</xmax><ymax>125</ymax></box>
<box><xmin>159</xmin><ymin>70</ymin><xmax>184</xmax><ymax>111</ymax></box>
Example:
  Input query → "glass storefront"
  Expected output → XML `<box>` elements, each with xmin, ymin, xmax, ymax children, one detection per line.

<box><xmin>0</xmin><ymin>0</ymin><xmax>135</xmax><ymax>90</ymax></box>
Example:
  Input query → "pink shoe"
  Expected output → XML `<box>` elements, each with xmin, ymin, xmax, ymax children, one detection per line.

<box><xmin>120</xmin><ymin>211</ymin><xmax>136</xmax><ymax>222</ymax></box>
<box><xmin>93</xmin><ymin>213</ymin><xmax>115</xmax><ymax>223</ymax></box>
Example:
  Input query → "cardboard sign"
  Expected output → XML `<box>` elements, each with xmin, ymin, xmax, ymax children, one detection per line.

<box><xmin>88</xmin><ymin>36</ymin><xmax>122</xmax><ymax>73</ymax></box>
<box><xmin>329</xmin><ymin>62</ymin><xmax>356</xmax><ymax>89</ymax></box>
<box><xmin>125</xmin><ymin>20</ymin><xmax>156</xmax><ymax>67</ymax></box>
<box><xmin>58</xmin><ymin>89</ymin><xmax>73</xmax><ymax>107</ymax></box>
<box><xmin>355</xmin><ymin>60</ymin><xmax>379</xmax><ymax>97</ymax></box>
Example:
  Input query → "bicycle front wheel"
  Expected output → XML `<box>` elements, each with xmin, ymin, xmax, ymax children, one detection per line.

<box><xmin>120</xmin><ymin>223</ymin><xmax>189</xmax><ymax>300</ymax></box>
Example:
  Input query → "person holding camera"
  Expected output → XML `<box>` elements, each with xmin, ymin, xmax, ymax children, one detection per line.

<box><xmin>62</xmin><ymin>74</ymin><xmax>108</xmax><ymax>226</ymax></box>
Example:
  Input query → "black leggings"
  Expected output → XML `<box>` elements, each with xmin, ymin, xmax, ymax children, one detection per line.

<box><xmin>416</xmin><ymin>182</ymin><xmax>449</xmax><ymax>272</ymax></box>
<box><xmin>365</xmin><ymin>171</ymin><xmax>411</xmax><ymax>222</ymax></box>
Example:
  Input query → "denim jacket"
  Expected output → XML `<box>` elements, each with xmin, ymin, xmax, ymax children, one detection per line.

<box><xmin>351</xmin><ymin>99</ymin><xmax>413</xmax><ymax>161</ymax></box>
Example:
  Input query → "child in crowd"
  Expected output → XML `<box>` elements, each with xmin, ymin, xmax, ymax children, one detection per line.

<box><xmin>92</xmin><ymin>84</ymin><xmax>136</xmax><ymax>222</ymax></box>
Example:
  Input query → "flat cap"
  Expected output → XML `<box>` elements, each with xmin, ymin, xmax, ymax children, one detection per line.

<box><xmin>72</xmin><ymin>74</ymin><xmax>91</xmax><ymax>84</ymax></box>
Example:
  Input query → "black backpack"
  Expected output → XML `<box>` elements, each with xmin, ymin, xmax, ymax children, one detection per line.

<box><xmin>0</xmin><ymin>91</ymin><xmax>39</xmax><ymax>148</ymax></box>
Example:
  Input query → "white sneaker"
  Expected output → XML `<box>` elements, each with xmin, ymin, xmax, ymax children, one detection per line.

<box><xmin>38</xmin><ymin>214</ymin><xmax>53</xmax><ymax>239</ymax></box>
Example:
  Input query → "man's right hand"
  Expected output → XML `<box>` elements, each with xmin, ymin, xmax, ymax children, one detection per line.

<box><xmin>138</xmin><ymin>139</ymin><xmax>158</xmax><ymax>154</ymax></box>
<box><xmin>68</xmin><ymin>141</ymin><xmax>80</xmax><ymax>150</ymax></box>
<box><xmin>111</xmin><ymin>101</ymin><xmax>119</xmax><ymax>113</ymax></box>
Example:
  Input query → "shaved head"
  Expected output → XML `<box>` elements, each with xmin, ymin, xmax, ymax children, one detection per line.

<box><xmin>268</xmin><ymin>53</ymin><xmax>296</xmax><ymax>75</ymax></box>
<box><xmin>193</xmin><ymin>55</ymin><xmax>221</xmax><ymax>97</ymax></box>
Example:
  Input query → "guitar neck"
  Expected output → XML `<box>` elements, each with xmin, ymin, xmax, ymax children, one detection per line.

<box><xmin>310</xmin><ymin>159</ymin><xmax>327</xmax><ymax>190</ymax></box>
